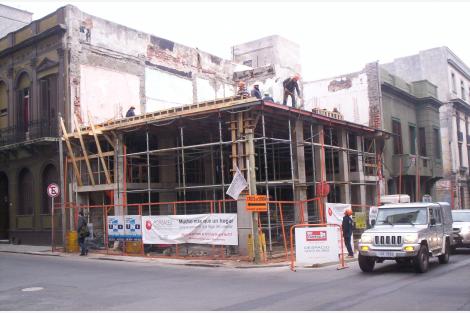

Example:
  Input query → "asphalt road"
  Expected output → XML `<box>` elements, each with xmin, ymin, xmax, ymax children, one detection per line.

<box><xmin>1</xmin><ymin>250</ymin><xmax>470</xmax><ymax>310</ymax></box>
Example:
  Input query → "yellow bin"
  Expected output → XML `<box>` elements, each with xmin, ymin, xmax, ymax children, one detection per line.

<box><xmin>125</xmin><ymin>241</ymin><xmax>143</xmax><ymax>254</ymax></box>
<box><xmin>66</xmin><ymin>231</ymin><xmax>80</xmax><ymax>253</ymax></box>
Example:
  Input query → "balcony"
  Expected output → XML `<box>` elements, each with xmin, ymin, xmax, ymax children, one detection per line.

<box><xmin>0</xmin><ymin>119</ymin><xmax>59</xmax><ymax>147</ymax></box>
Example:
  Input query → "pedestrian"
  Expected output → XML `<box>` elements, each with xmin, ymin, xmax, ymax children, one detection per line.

<box><xmin>342</xmin><ymin>208</ymin><xmax>354</xmax><ymax>257</ymax></box>
<box><xmin>250</xmin><ymin>83</ymin><xmax>262</xmax><ymax>99</ymax></box>
<box><xmin>126</xmin><ymin>106</ymin><xmax>136</xmax><ymax>117</ymax></box>
<box><xmin>77</xmin><ymin>211</ymin><xmax>89</xmax><ymax>256</ymax></box>
<box><xmin>282</xmin><ymin>74</ymin><xmax>302</xmax><ymax>108</ymax></box>
<box><xmin>262</xmin><ymin>93</ymin><xmax>274</xmax><ymax>102</ymax></box>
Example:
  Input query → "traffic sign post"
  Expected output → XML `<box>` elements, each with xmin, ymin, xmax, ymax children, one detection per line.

<box><xmin>47</xmin><ymin>183</ymin><xmax>60</xmax><ymax>236</ymax></box>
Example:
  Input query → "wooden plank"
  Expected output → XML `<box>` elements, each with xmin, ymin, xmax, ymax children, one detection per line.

<box><xmin>68</xmin><ymin>151</ymin><xmax>114</xmax><ymax>162</ymax></box>
<box><xmin>59</xmin><ymin>117</ymin><xmax>83</xmax><ymax>186</ymax></box>
<box><xmin>102</xmin><ymin>133</ymin><xmax>116</xmax><ymax>149</ymax></box>
<box><xmin>88</xmin><ymin>113</ymin><xmax>112</xmax><ymax>185</ymax></box>
<box><xmin>73</xmin><ymin>114</ymin><xmax>96</xmax><ymax>186</ymax></box>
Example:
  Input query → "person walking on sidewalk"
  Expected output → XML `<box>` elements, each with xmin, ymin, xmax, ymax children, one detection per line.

<box><xmin>342</xmin><ymin>208</ymin><xmax>354</xmax><ymax>257</ymax></box>
<box><xmin>77</xmin><ymin>211</ymin><xmax>89</xmax><ymax>256</ymax></box>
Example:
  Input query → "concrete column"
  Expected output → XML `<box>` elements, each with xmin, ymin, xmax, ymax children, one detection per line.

<box><xmin>113</xmin><ymin>134</ymin><xmax>125</xmax><ymax>216</ymax></box>
<box><xmin>292</xmin><ymin>119</ymin><xmax>308</xmax><ymax>222</ymax></box>
<box><xmin>339</xmin><ymin>130</ymin><xmax>351</xmax><ymax>203</ymax></box>
<box><xmin>356</xmin><ymin>135</ymin><xmax>367</xmax><ymax>207</ymax></box>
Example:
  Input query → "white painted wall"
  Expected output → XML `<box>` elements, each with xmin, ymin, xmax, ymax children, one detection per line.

<box><xmin>145</xmin><ymin>68</ymin><xmax>193</xmax><ymax>112</ymax></box>
<box><xmin>303</xmin><ymin>72</ymin><xmax>370</xmax><ymax>126</ymax></box>
<box><xmin>80</xmin><ymin>65</ymin><xmax>140</xmax><ymax>125</ymax></box>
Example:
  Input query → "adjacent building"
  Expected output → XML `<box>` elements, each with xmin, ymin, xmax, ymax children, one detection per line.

<box><xmin>382</xmin><ymin>47</ymin><xmax>470</xmax><ymax>208</ymax></box>
<box><xmin>303</xmin><ymin>63</ymin><xmax>443</xmax><ymax>202</ymax></box>
<box><xmin>0</xmin><ymin>4</ymin><xmax>32</xmax><ymax>39</ymax></box>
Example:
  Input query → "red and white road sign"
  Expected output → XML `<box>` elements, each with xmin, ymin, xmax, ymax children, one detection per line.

<box><xmin>47</xmin><ymin>183</ymin><xmax>60</xmax><ymax>198</ymax></box>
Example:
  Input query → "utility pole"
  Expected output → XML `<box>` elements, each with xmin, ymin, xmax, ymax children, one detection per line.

<box><xmin>244</xmin><ymin>112</ymin><xmax>261</xmax><ymax>264</ymax></box>
<box><xmin>415</xmin><ymin>135</ymin><xmax>420</xmax><ymax>202</ymax></box>
<box><xmin>57</xmin><ymin>113</ymin><xmax>66</xmax><ymax>248</ymax></box>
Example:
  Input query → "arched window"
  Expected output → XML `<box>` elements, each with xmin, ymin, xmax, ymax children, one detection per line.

<box><xmin>15</xmin><ymin>72</ymin><xmax>31</xmax><ymax>133</ymax></box>
<box><xmin>39</xmin><ymin>74</ymin><xmax>58</xmax><ymax>136</ymax></box>
<box><xmin>41</xmin><ymin>164</ymin><xmax>58</xmax><ymax>214</ymax></box>
<box><xmin>18</xmin><ymin>168</ymin><xmax>33</xmax><ymax>215</ymax></box>
<box><xmin>0</xmin><ymin>81</ymin><xmax>8</xmax><ymax>129</ymax></box>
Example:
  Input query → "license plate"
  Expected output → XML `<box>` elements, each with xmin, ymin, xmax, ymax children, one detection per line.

<box><xmin>376</xmin><ymin>251</ymin><xmax>396</xmax><ymax>258</ymax></box>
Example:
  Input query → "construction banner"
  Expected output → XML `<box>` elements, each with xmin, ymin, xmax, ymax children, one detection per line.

<box><xmin>295</xmin><ymin>227</ymin><xmax>339</xmax><ymax>264</ymax></box>
<box><xmin>142</xmin><ymin>214</ymin><xmax>238</xmax><ymax>245</ymax></box>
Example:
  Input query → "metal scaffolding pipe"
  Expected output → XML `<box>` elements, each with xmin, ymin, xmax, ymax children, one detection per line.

<box><xmin>262</xmin><ymin>113</ymin><xmax>272</xmax><ymax>253</ymax></box>
<box><xmin>180</xmin><ymin>127</ymin><xmax>187</xmax><ymax>213</ymax></box>
<box><xmin>310</xmin><ymin>124</ymin><xmax>316</xmax><ymax>198</ymax></box>
<box><xmin>146</xmin><ymin>128</ymin><xmax>151</xmax><ymax>213</ymax></box>
<box><xmin>218</xmin><ymin>118</ymin><xmax>226</xmax><ymax>212</ymax></box>
<box><xmin>288</xmin><ymin>119</ymin><xmax>296</xmax><ymax>200</ymax></box>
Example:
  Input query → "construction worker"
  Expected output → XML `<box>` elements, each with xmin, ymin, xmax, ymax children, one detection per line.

<box><xmin>342</xmin><ymin>208</ymin><xmax>354</xmax><ymax>257</ymax></box>
<box><xmin>237</xmin><ymin>81</ymin><xmax>250</xmax><ymax>98</ymax></box>
<box><xmin>250</xmin><ymin>83</ymin><xmax>262</xmax><ymax>99</ymax></box>
<box><xmin>263</xmin><ymin>92</ymin><xmax>274</xmax><ymax>102</ymax></box>
<box><xmin>77</xmin><ymin>211</ymin><xmax>89</xmax><ymax>256</ymax></box>
<box><xmin>126</xmin><ymin>106</ymin><xmax>136</xmax><ymax>117</ymax></box>
<box><xmin>282</xmin><ymin>74</ymin><xmax>302</xmax><ymax>107</ymax></box>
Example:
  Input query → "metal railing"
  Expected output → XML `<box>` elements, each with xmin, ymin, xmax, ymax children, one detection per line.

<box><xmin>0</xmin><ymin>119</ymin><xmax>58</xmax><ymax>146</ymax></box>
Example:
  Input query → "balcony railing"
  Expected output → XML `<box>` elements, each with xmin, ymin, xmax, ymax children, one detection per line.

<box><xmin>0</xmin><ymin>119</ymin><xmax>59</xmax><ymax>147</ymax></box>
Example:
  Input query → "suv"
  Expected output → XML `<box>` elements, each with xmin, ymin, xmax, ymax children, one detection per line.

<box><xmin>358</xmin><ymin>202</ymin><xmax>453</xmax><ymax>273</ymax></box>
<box><xmin>452</xmin><ymin>209</ymin><xmax>470</xmax><ymax>250</ymax></box>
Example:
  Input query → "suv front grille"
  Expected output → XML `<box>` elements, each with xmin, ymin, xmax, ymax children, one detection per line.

<box><xmin>374</xmin><ymin>235</ymin><xmax>402</xmax><ymax>246</ymax></box>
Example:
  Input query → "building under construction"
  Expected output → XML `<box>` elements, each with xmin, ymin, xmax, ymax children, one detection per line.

<box><xmin>58</xmin><ymin>96</ymin><xmax>385</xmax><ymax>257</ymax></box>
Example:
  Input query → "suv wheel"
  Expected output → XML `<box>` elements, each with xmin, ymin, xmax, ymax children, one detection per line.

<box><xmin>358</xmin><ymin>254</ymin><xmax>375</xmax><ymax>273</ymax></box>
<box><xmin>438</xmin><ymin>240</ymin><xmax>450</xmax><ymax>264</ymax></box>
<box><xmin>413</xmin><ymin>244</ymin><xmax>429</xmax><ymax>273</ymax></box>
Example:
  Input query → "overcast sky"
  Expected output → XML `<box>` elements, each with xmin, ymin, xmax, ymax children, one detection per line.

<box><xmin>4</xmin><ymin>1</ymin><xmax>470</xmax><ymax>81</ymax></box>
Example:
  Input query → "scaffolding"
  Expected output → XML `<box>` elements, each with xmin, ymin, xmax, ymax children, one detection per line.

<box><xmin>60</xmin><ymin>96</ymin><xmax>385</xmax><ymax>256</ymax></box>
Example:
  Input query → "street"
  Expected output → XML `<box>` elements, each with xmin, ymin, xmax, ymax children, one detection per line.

<box><xmin>1</xmin><ymin>251</ymin><xmax>470</xmax><ymax>310</ymax></box>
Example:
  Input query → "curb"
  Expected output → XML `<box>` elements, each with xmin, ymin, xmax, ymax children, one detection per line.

<box><xmin>0</xmin><ymin>250</ymin><xmax>62</xmax><ymax>257</ymax></box>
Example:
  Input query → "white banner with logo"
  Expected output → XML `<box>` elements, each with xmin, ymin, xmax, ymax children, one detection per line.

<box><xmin>107</xmin><ymin>216</ymin><xmax>125</xmax><ymax>240</ymax></box>
<box><xmin>325</xmin><ymin>203</ymin><xmax>354</xmax><ymax>254</ymax></box>
<box><xmin>107</xmin><ymin>215</ymin><xmax>142</xmax><ymax>240</ymax></box>
<box><xmin>295</xmin><ymin>227</ymin><xmax>339</xmax><ymax>264</ymax></box>
<box><xmin>142</xmin><ymin>214</ymin><xmax>238</xmax><ymax>245</ymax></box>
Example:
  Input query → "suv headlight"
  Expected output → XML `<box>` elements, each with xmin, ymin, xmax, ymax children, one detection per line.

<box><xmin>404</xmin><ymin>234</ymin><xmax>418</xmax><ymax>243</ymax></box>
<box><xmin>361</xmin><ymin>234</ymin><xmax>373</xmax><ymax>244</ymax></box>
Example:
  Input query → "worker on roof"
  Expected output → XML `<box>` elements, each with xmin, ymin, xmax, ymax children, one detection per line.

<box><xmin>237</xmin><ymin>81</ymin><xmax>250</xmax><ymax>98</ymax></box>
<box><xmin>126</xmin><ymin>106</ymin><xmax>136</xmax><ymax>117</ymax></box>
<box><xmin>282</xmin><ymin>74</ymin><xmax>302</xmax><ymax>108</ymax></box>
<box><xmin>262</xmin><ymin>92</ymin><xmax>274</xmax><ymax>102</ymax></box>
<box><xmin>250</xmin><ymin>83</ymin><xmax>262</xmax><ymax>99</ymax></box>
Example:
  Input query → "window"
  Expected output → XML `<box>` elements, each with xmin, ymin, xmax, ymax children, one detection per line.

<box><xmin>418</xmin><ymin>127</ymin><xmax>426</xmax><ymax>156</ymax></box>
<box><xmin>459</xmin><ymin>143</ymin><xmax>463</xmax><ymax>167</ymax></box>
<box><xmin>242</xmin><ymin>60</ymin><xmax>252</xmax><ymax>67</ymax></box>
<box><xmin>0</xmin><ymin>81</ymin><xmax>7</xmax><ymax>129</ymax></box>
<box><xmin>460</xmin><ymin>187</ymin><xmax>465</xmax><ymax>209</ymax></box>
<box><xmin>18</xmin><ymin>168</ymin><xmax>33</xmax><ymax>215</ymax></box>
<box><xmin>392</xmin><ymin>119</ymin><xmax>402</xmax><ymax>154</ymax></box>
<box><xmin>462</xmin><ymin>81</ymin><xmax>466</xmax><ymax>101</ymax></box>
<box><xmin>451</xmin><ymin>72</ymin><xmax>456</xmax><ymax>93</ymax></box>
<box><xmin>429</xmin><ymin>207</ymin><xmax>442</xmax><ymax>224</ymax></box>
<box><xmin>39</xmin><ymin>75</ymin><xmax>58</xmax><ymax>136</ymax></box>
<box><xmin>15</xmin><ymin>73</ymin><xmax>31</xmax><ymax>133</ymax></box>
<box><xmin>433</xmin><ymin>128</ymin><xmax>441</xmax><ymax>159</ymax></box>
<box><xmin>409</xmin><ymin>125</ymin><xmax>416</xmax><ymax>155</ymax></box>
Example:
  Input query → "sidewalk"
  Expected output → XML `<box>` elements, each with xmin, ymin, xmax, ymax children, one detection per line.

<box><xmin>0</xmin><ymin>244</ymin><xmax>357</xmax><ymax>269</ymax></box>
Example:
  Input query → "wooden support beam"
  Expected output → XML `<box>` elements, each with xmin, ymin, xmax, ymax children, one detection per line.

<box><xmin>73</xmin><ymin>114</ymin><xmax>96</xmax><ymax>186</ymax></box>
<box><xmin>102</xmin><ymin>133</ymin><xmax>115</xmax><ymax>149</ymax></box>
<box><xmin>68</xmin><ymin>151</ymin><xmax>114</xmax><ymax>162</ymax></box>
<box><xmin>59</xmin><ymin>117</ymin><xmax>83</xmax><ymax>186</ymax></box>
<box><xmin>88</xmin><ymin>113</ymin><xmax>112</xmax><ymax>185</ymax></box>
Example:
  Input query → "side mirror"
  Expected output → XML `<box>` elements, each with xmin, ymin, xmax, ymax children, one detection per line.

<box><xmin>430</xmin><ymin>218</ymin><xmax>436</xmax><ymax>226</ymax></box>
<box><xmin>371</xmin><ymin>219</ymin><xmax>376</xmax><ymax>226</ymax></box>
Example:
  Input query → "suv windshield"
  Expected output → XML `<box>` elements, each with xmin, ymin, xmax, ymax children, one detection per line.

<box><xmin>376</xmin><ymin>207</ymin><xmax>428</xmax><ymax>225</ymax></box>
<box><xmin>452</xmin><ymin>212</ymin><xmax>470</xmax><ymax>222</ymax></box>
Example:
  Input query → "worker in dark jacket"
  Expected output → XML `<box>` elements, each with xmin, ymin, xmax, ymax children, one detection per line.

<box><xmin>77</xmin><ymin>211</ymin><xmax>89</xmax><ymax>256</ymax></box>
<box><xmin>126</xmin><ymin>106</ymin><xmax>136</xmax><ymax>117</ymax></box>
<box><xmin>282</xmin><ymin>74</ymin><xmax>302</xmax><ymax>107</ymax></box>
<box><xmin>263</xmin><ymin>93</ymin><xmax>274</xmax><ymax>102</ymax></box>
<box><xmin>342</xmin><ymin>208</ymin><xmax>354</xmax><ymax>257</ymax></box>
<box><xmin>250</xmin><ymin>83</ymin><xmax>262</xmax><ymax>99</ymax></box>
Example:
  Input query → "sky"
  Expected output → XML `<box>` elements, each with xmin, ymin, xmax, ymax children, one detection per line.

<box><xmin>3</xmin><ymin>1</ymin><xmax>470</xmax><ymax>81</ymax></box>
